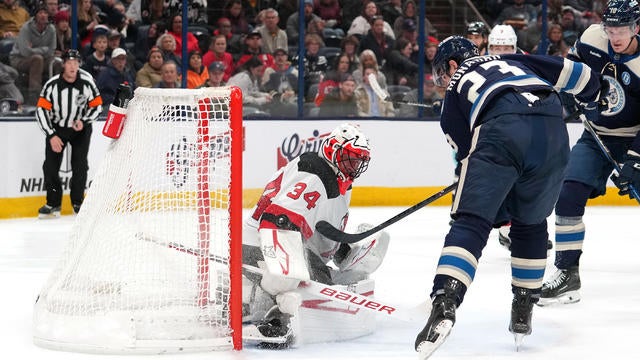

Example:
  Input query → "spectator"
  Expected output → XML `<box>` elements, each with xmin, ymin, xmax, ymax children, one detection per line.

<box><xmin>533</xmin><ymin>23</ymin><xmax>570</xmax><ymax>57</ymax></box>
<box><xmin>53</xmin><ymin>10</ymin><xmax>71</xmax><ymax>59</ymax></box>
<box><xmin>106</xmin><ymin>29</ymin><xmax>123</xmax><ymax>56</ymax></box>
<box><xmin>318</xmin><ymin>72</ymin><xmax>358</xmax><ymax>117</ymax></box>
<box><xmin>166</xmin><ymin>14</ymin><xmax>200</xmax><ymax>57</ymax></box>
<box><xmin>205</xmin><ymin>61</ymin><xmax>226</xmax><ymax>87</ymax></box>
<box><xmin>126</xmin><ymin>0</ymin><xmax>169</xmax><ymax>26</ymax></box>
<box><xmin>0</xmin><ymin>61</ymin><xmax>24</xmax><ymax>104</ymax></box>
<box><xmin>398</xmin><ymin>73</ymin><xmax>442</xmax><ymax>118</ymax></box>
<box><xmin>314</xmin><ymin>0</ymin><xmax>345</xmax><ymax>39</ymax></box>
<box><xmin>392</xmin><ymin>0</ymin><xmax>437</xmax><ymax>39</ymax></box>
<box><xmin>355</xmin><ymin>66</ymin><xmax>395</xmax><ymax>117</ymax></box>
<box><xmin>133</xmin><ymin>20</ymin><xmax>163</xmax><ymax>70</ymax></box>
<box><xmin>383</xmin><ymin>37</ymin><xmax>418</xmax><ymax>87</ymax></box>
<box><xmin>292</xmin><ymin>33</ymin><xmax>328</xmax><ymax>94</ymax></box>
<box><xmin>155</xmin><ymin>60</ymin><xmax>180</xmax><ymax>88</ymax></box>
<box><xmin>397</xmin><ymin>18</ymin><xmax>419</xmax><ymax>55</ymax></box>
<box><xmin>493</xmin><ymin>0</ymin><xmax>538</xmax><ymax>30</ymax></box>
<box><xmin>262</xmin><ymin>47</ymin><xmax>298</xmax><ymax>117</ymax></box>
<box><xmin>380</xmin><ymin>0</ymin><xmax>402</xmax><ymax>28</ymax></box>
<box><xmin>82</xmin><ymin>32</ymin><xmax>110</xmax><ymax>79</ymax></box>
<box><xmin>0</xmin><ymin>0</ymin><xmax>30</xmax><ymax>39</ymax></box>
<box><xmin>316</xmin><ymin>52</ymin><xmax>352</xmax><ymax>106</ymax></box>
<box><xmin>518</xmin><ymin>12</ymin><xmax>544</xmax><ymax>53</ymax></box>
<box><xmin>422</xmin><ymin>36</ymin><xmax>439</xmax><ymax>75</ymax></box>
<box><xmin>227</xmin><ymin>55</ymin><xmax>273</xmax><ymax>110</ymax></box>
<box><xmin>347</xmin><ymin>0</ymin><xmax>395</xmax><ymax>40</ymax></box>
<box><xmin>340</xmin><ymin>34</ymin><xmax>360</xmax><ymax>72</ymax></box>
<box><xmin>186</xmin><ymin>50</ymin><xmax>208</xmax><ymax>89</ymax></box>
<box><xmin>352</xmin><ymin>49</ymin><xmax>387</xmax><ymax>88</ymax></box>
<box><xmin>9</xmin><ymin>3</ymin><xmax>56</xmax><ymax>104</ymax></box>
<box><xmin>286</xmin><ymin>0</ymin><xmax>322</xmax><ymax>46</ymax></box>
<box><xmin>213</xmin><ymin>17</ymin><xmax>243</xmax><ymax>58</ymax></box>
<box><xmin>224</xmin><ymin>0</ymin><xmax>250</xmax><ymax>36</ymax></box>
<box><xmin>256</xmin><ymin>8</ymin><xmax>288</xmax><ymax>54</ymax></box>
<box><xmin>96</xmin><ymin>47</ymin><xmax>136</xmax><ymax>108</ymax></box>
<box><xmin>44</xmin><ymin>0</ymin><xmax>58</xmax><ymax>23</ymax></box>
<box><xmin>156</xmin><ymin>32</ymin><xmax>182</xmax><ymax>71</ymax></box>
<box><xmin>559</xmin><ymin>6</ymin><xmax>585</xmax><ymax>45</ymax></box>
<box><xmin>135</xmin><ymin>46</ymin><xmax>163</xmax><ymax>87</ymax></box>
<box><xmin>77</xmin><ymin>0</ymin><xmax>101</xmax><ymax>48</ymax></box>
<box><xmin>358</xmin><ymin>15</ymin><xmax>395</xmax><ymax>67</ymax></box>
<box><xmin>165</xmin><ymin>0</ymin><xmax>207</xmax><ymax>25</ymax></box>
<box><xmin>235</xmin><ymin>29</ymin><xmax>276</xmax><ymax>77</ymax></box>
<box><xmin>202</xmin><ymin>34</ymin><xmax>234</xmax><ymax>82</ymax></box>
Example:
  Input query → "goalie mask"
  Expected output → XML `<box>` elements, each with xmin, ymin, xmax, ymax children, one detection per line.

<box><xmin>320</xmin><ymin>123</ymin><xmax>371</xmax><ymax>186</ymax></box>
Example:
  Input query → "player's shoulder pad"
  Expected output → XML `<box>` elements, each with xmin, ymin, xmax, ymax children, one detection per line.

<box><xmin>577</xmin><ymin>24</ymin><xmax>609</xmax><ymax>53</ymax></box>
<box><xmin>298</xmin><ymin>152</ymin><xmax>341</xmax><ymax>199</ymax></box>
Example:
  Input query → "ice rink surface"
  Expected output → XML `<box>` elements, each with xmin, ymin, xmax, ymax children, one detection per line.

<box><xmin>1</xmin><ymin>206</ymin><xmax>637</xmax><ymax>360</ymax></box>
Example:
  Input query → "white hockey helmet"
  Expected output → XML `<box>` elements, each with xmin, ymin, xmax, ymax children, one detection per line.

<box><xmin>488</xmin><ymin>25</ymin><xmax>518</xmax><ymax>54</ymax></box>
<box><xmin>320</xmin><ymin>123</ymin><xmax>371</xmax><ymax>180</ymax></box>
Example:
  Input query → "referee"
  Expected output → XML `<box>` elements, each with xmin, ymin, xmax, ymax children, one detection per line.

<box><xmin>36</xmin><ymin>49</ymin><xmax>103</xmax><ymax>218</ymax></box>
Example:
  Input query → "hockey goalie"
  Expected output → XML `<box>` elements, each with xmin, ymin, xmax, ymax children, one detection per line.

<box><xmin>242</xmin><ymin>123</ymin><xmax>390</xmax><ymax>348</ymax></box>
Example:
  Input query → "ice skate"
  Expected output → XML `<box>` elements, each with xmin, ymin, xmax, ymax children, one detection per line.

<box><xmin>72</xmin><ymin>204</ymin><xmax>81</xmax><ymax>215</ymax></box>
<box><xmin>538</xmin><ymin>266</ymin><xmax>581</xmax><ymax>306</ymax></box>
<box><xmin>38</xmin><ymin>205</ymin><xmax>60</xmax><ymax>219</ymax></box>
<box><xmin>509</xmin><ymin>287</ymin><xmax>536</xmax><ymax>351</ymax></box>
<box><xmin>243</xmin><ymin>305</ymin><xmax>294</xmax><ymax>350</ymax></box>
<box><xmin>415</xmin><ymin>279</ymin><xmax>461</xmax><ymax>360</ymax></box>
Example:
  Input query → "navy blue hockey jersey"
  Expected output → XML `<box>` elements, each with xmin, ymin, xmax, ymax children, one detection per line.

<box><xmin>440</xmin><ymin>53</ymin><xmax>603</xmax><ymax>163</ymax></box>
<box><xmin>569</xmin><ymin>24</ymin><xmax>640</xmax><ymax>151</ymax></box>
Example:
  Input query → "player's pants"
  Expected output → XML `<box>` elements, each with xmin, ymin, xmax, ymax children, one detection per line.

<box><xmin>432</xmin><ymin>90</ymin><xmax>567</xmax><ymax>301</ymax></box>
<box><xmin>42</xmin><ymin>124</ymin><xmax>92</xmax><ymax>207</ymax></box>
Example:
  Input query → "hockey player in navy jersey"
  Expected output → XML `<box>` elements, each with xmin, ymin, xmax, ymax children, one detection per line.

<box><xmin>413</xmin><ymin>36</ymin><xmax>608</xmax><ymax>359</ymax></box>
<box><xmin>539</xmin><ymin>0</ymin><xmax>640</xmax><ymax>306</ymax></box>
<box><xmin>241</xmin><ymin>123</ymin><xmax>390</xmax><ymax>348</ymax></box>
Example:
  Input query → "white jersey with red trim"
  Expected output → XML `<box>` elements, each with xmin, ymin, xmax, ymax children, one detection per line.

<box><xmin>243</xmin><ymin>152</ymin><xmax>351</xmax><ymax>264</ymax></box>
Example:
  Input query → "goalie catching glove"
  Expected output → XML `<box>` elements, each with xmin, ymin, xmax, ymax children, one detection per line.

<box><xmin>332</xmin><ymin>223</ymin><xmax>390</xmax><ymax>284</ymax></box>
<box><xmin>611</xmin><ymin>152</ymin><xmax>640</xmax><ymax>198</ymax></box>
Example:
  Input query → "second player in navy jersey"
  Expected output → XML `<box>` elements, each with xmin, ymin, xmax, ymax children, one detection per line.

<box><xmin>414</xmin><ymin>36</ymin><xmax>608</xmax><ymax>359</ymax></box>
<box><xmin>539</xmin><ymin>0</ymin><xmax>640</xmax><ymax>306</ymax></box>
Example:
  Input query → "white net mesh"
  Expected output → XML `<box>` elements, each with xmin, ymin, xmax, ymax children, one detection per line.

<box><xmin>33</xmin><ymin>87</ymin><xmax>242</xmax><ymax>353</ymax></box>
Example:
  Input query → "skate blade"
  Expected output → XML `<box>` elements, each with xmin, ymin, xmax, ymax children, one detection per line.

<box><xmin>38</xmin><ymin>212</ymin><xmax>60</xmax><ymax>219</ymax></box>
<box><xmin>536</xmin><ymin>290</ymin><xmax>580</xmax><ymax>307</ymax></box>
<box><xmin>513</xmin><ymin>333</ymin><xmax>526</xmax><ymax>351</ymax></box>
<box><xmin>416</xmin><ymin>320</ymin><xmax>453</xmax><ymax>360</ymax></box>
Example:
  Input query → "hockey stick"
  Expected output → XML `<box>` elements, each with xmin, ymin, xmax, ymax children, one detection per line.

<box><xmin>367</xmin><ymin>73</ymin><xmax>434</xmax><ymax>109</ymax></box>
<box><xmin>138</xmin><ymin>233</ymin><xmax>429</xmax><ymax>322</ymax></box>
<box><xmin>580</xmin><ymin>114</ymin><xmax>640</xmax><ymax>203</ymax></box>
<box><xmin>316</xmin><ymin>183</ymin><xmax>457</xmax><ymax>243</ymax></box>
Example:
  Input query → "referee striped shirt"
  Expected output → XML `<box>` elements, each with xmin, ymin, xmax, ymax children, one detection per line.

<box><xmin>36</xmin><ymin>69</ymin><xmax>103</xmax><ymax>137</ymax></box>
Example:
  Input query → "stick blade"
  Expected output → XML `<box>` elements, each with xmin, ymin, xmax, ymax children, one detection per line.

<box><xmin>315</xmin><ymin>221</ymin><xmax>368</xmax><ymax>243</ymax></box>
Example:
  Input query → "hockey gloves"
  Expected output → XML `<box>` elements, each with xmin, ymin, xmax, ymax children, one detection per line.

<box><xmin>611</xmin><ymin>153</ymin><xmax>640</xmax><ymax>198</ymax></box>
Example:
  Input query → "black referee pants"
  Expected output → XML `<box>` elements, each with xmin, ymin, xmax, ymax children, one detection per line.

<box><xmin>42</xmin><ymin>124</ymin><xmax>92</xmax><ymax>207</ymax></box>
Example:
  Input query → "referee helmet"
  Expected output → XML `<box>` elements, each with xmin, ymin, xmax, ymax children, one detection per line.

<box><xmin>62</xmin><ymin>49</ymin><xmax>81</xmax><ymax>62</ymax></box>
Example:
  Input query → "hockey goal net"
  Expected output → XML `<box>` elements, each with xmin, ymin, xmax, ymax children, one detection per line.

<box><xmin>33</xmin><ymin>87</ymin><xmax>243</xmax><ymax>353</ymax></box>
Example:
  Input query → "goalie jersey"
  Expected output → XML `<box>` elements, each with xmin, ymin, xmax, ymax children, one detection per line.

<box><xmin>244</xmin><ymin>152</ymin><xmax>349</xmax><ymax>264</ymax></box>
<box><xmin>440</xmin><ymin>54</ymin><xmax>603</xmax><ymax>165</ymax></box>
<box><xmin>569</xmin><ymin>24</ymin><xmax>640</xmax><ymax>154</ymax></box>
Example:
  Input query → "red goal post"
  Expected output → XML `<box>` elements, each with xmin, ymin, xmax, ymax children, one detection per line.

<box><xmin>33</xmin><ymin>87</ymin><xmax>243</xmax><ymax>353</ymax></box>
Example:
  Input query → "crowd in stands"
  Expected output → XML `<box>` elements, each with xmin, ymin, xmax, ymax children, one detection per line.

<box><xmin>0</xmin><ymin>0</ymin><xmax>610</xmax><ymax>117</ymax></box>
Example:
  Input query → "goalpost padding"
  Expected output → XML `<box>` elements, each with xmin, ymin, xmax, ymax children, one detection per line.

<box><xmin>32</xmin><ymin>87</ymin><xmax>243</xmax><ymax>353</ymax></box>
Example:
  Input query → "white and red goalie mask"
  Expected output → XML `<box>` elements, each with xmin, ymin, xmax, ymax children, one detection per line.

<box><xmin>320</xmin><ymin>123</ymin><xmax>371</xmax><ymax>190</ymax></box>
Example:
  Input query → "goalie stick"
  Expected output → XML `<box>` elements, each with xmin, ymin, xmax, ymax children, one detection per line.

<box><xmin>316</xmin><ymin>183</ymin><xmax>457</xmax><ymax>243</ymax></box>
<box><xmin>367</xmin><ymin>73</ymin><xmax>434</xmax><ymax>109</ymax></box>
<box><xmin>580</xmin><ymin>113</ymin><xmax>640</xmax><ymax>203</ymax></box>
<box><xmin>138</xmin><ymin>233</ymin><xmax>428</xmax><ymax>322</ymax></box>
